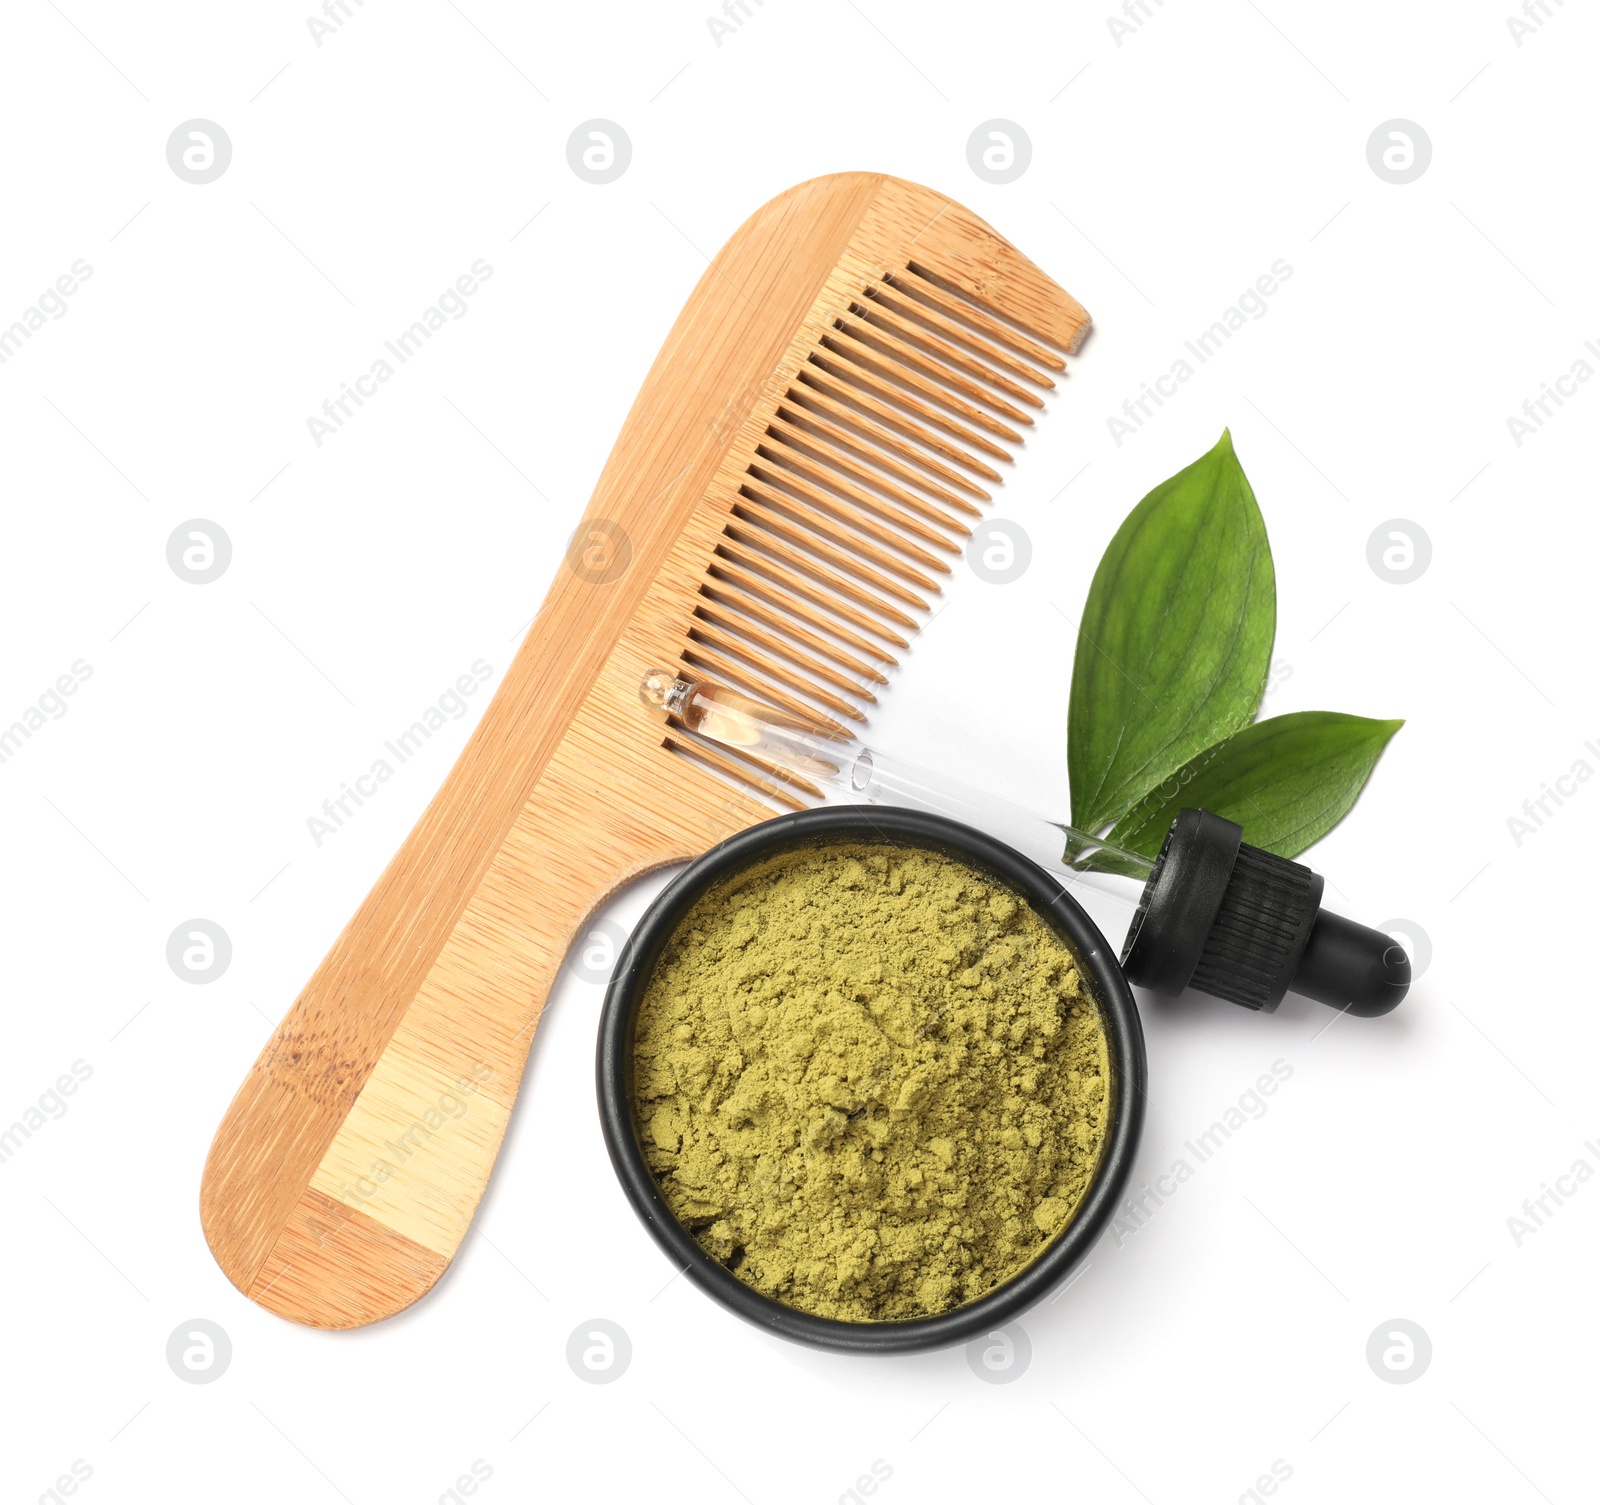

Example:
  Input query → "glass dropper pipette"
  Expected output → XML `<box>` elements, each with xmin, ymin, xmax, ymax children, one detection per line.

<box><xmin>639</xmin><ymin>669</ymin><xmax>1410</xmax><ymax>1017</ymax></box>
<box><xmin>640</xmin><ymin>668</ymin><xmax>1153</xmax><ymax>894</ymax></box>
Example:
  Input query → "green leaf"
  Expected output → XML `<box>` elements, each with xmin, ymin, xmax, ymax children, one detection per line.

<box><xmin>1106</xmin><ymin>711</ymin><xmax>1405</xmax><ymax>859</ymax></box>
<box><xmin>1069</xmin><ymin>430</ymin><xmax>1276</xmax><ymax>834</ymax></box>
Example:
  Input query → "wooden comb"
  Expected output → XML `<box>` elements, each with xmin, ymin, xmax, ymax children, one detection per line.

<box><xmin>200</xmin><ymin>172</ymin><xmax>1090</xmax><ymax>1327</ymax></box>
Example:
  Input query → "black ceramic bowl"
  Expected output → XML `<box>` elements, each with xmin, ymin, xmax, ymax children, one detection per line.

<box><xmin>596</xmin><ymin>806</ymin><xmax>1146</xmax><ymax>1354</ymax></box>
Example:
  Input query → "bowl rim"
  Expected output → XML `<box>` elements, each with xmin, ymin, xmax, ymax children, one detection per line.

<box><xmin>595</xmin><ymin>805</ymin><xmax>1146</xmax><ymax>1354</ymax></box>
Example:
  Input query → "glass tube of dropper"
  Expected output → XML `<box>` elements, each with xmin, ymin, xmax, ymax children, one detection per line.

<box><xmin>639</xmin><ymin>670</ymin><xmax>1154</xmax><ymax>902</ymax></box>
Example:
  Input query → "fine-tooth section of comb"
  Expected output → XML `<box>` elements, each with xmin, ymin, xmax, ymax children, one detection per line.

<box><xmin>825</xmin><ymin>336</ymin><xmax>1032</xmax><ymax>433</ymax></box>
<box><xmin>201</xmin><ymin>173</ymin><xmax>1088</xmax><ymax>1329</ymax></box>
<box><xmin>865</xmin><ymin>285</ymin><xmax>1059</xmax><ymax>391</ymax></box>
<box><xmin>807</xmin><ymin>345</ymin><xmax>1020</xmax><ymax>444</ymax></box>
<box><xmin>696</xmin><ymin>579</ymin><xmax>892</xmax><ymax>679</ymax></box>
<box><xmin>670</xmin><ymin>246</ymin><xmax>1075</xmax><ymax>747</ymax></box>
<box><xmin>692</xmin><ymin>597</ymin><xmax>884</xmax><ymax>700</ymax></box>
<box><xmin>709</xmin><ymin>548</ymin><xmax>913</xmax><ymax>650</ymax></box>
<box><xmin>834</xmin><ymin>310</ymin><xmax>1044</xmax><ymax>415</ymax></box>
<box><xmin>731</xmin><ymin>495</ymin><xmax>935</xmax><ymax>604</ymax></box>
<box><xmin>843</xmin><ymin>302</ymin><xmax>1047</xmax><ymax>412</ymax></box>
<box><xmin>787</xmin><ymin>382</ymin><xmax>1003</xmax><ymax>486</ymax></box>
<box><xmin>719</xmin><ymin>523</ymin><xmax>922</xmax><ymax>631</ymax></box>
<box><xmin>808</xmin><ymin>349</ymin><xmax>1025</xmax><ymax>451</ymax></box>
<box><xmin>706</xmin><ymin>552</ymin><xmax>908</xmax><ymax>656</ymax></box>
<box><xmin>742</xmin><ymin>464</ymin><xmax>955</xmax><ymax>572</ymax></box>
<box><xmin>753</xmin><ymin>441</ymin><xmax>971</xmax><ymax>548</ymax></box>
<box><xmin>771</xmin><ymin>408</ymin><xmax>987</xmax><ymax>516</ymax></box>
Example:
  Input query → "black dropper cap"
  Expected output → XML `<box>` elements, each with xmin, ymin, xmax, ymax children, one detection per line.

<box><xmin>1119</xmin><ymin>809</ymin><xmax>1409</xmax><ymax>1016</ymax></box>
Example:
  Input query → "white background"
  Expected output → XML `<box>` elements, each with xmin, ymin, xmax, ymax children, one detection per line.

<box><xmin>2</xmin><ymin>1</ymin><xmax>1597</xmax><ymax>1502</ymax></box>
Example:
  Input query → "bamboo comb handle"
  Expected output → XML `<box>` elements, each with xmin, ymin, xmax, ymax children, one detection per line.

<box><xmin>199</xmin><ymin>587</ymin><xmax>699</xmax><ymax>1327</ymax></box>
<box><xmin>200</xmin><ymin>173</ymin><xmax>1089</xmax><ymax>1327</ymax></box>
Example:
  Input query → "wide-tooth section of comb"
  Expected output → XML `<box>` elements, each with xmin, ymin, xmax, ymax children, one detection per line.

<box><xmin>659</xmin><ymin>209</ymin><xmax>1084</xmax><ymax>813</ymax></box>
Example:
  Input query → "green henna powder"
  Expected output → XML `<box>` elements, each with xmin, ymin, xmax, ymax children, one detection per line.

<box><xmin>632</xmin><ymin>843</ymin><xmax>1111</xmax><ymax>1322</ymax></box>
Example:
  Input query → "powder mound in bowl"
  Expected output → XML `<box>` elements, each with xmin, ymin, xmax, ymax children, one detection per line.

<box><xmin>632</xmin><ymin>843</ymin><xmax>1111</xmax><ymax>1322</ymax></box>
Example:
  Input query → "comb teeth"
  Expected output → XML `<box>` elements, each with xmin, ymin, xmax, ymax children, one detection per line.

<box><xmin>882</xmin><ymin>271</ymin><xmax>1068</xmax><ymax>373</ymax></box>
<box><xmin>794</xmin><ymin>368</ymin><xmax>1009</xmax><ymax>476</ymax></box>
<box><xmin>669</xmin><ymin>252</ymin><xmax>1077</xmax><ymax>809</ymax></box>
